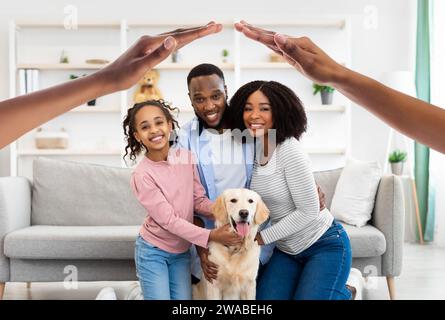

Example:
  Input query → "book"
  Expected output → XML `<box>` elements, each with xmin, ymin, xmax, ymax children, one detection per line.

<box><xmin>18</xmin><ymin>69</ymin><xmax>26</xmax><ymax>95</ymax></box>
<box><xmin>32</xmin><ymin>69</ymin><xmax>39</xmax><ymax>92</ymax></box>
<box><xmin>26</xmin><ymin>69</ymin><xmax>33</xmax><ymax>93</ymax></box>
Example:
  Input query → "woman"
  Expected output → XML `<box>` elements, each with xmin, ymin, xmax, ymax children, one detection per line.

<box><xmin>229</xmin><ymin>80</ymin><xmax>352</xmax><ymax>300</ymax></box>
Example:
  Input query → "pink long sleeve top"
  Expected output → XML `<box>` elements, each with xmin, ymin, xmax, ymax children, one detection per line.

<box><xmin>130</xmin><ymin>147</ymin><xmax>214</xmax><ymax>254</ymax></box>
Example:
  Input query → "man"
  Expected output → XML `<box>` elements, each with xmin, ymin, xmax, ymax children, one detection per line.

<box><xmin>177</xmin><ymin>63</ymin><xmax>261</xmax><ymax>283</ymax></box>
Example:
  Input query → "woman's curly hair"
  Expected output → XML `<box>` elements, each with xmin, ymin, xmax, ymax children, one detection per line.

<box><xmin>123</xmin><ymin>99</ymin><xmax>179</xmax><ymax>163</ymax></box>
<box><xmin>228</xmin><ymin>80</ymin><xmax>307</xmax><ymax>144</ymax></box>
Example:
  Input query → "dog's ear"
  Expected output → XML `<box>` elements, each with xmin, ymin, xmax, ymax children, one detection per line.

<box><xmin>212</xmin><ymin>194</ymin><xmax>229</xmax><ymax>224</ymax></box>
<box><xmin>255</xmin><ymin>199</ymin><xmax>269</xmax><ymax>225</ymax></box>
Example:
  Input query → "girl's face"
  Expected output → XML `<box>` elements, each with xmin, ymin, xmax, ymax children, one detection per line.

<box><xmin>133</xmin><ymin>105</ymin><xmax>172</xmax><ymax>153</ymax></box>
<box><xmin>243</xmin><ymin>90</ymin><xmax>274</xmax><ymax>138</ymax></box>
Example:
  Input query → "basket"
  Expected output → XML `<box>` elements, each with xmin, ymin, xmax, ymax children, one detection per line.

<box><xmin>35</xmin><ymin>128</ymin><xmax>69</xmax><ymax>149</ymax></box>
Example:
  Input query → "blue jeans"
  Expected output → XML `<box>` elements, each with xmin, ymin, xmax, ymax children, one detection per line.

<box><xmin>135</xmin><ymin>235</ymin><xmax>191</xmax><ymax>300</ymax></box>
<box><xmin>257</xmin><ymin>220</ymin><xmax>352</xmax><ymax>300</ymax></box>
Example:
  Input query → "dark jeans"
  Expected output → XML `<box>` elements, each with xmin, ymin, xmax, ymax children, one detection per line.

<box><xmin>256</xmin><ymin>220</ymin><xmax>352</xmax><ymax>300</ymax></box>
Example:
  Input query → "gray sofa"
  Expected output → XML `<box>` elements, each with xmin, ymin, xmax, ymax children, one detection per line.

<box><xmin>0</xmin><ymin>158</ymin><xmax>404</xmax><ymax>299</ymax></box>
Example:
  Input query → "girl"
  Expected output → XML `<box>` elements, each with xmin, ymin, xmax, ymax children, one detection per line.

<box><xmin>123</xmin><ymin>99</ymin><xmax>242</xmax><ymax>300</ymax></box>
<box><xmin>229</xmin><ymin>81</ymin><xmax>353</xmax><ymax>300</ymax></box>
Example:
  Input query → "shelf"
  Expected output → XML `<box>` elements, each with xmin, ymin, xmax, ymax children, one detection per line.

<box><xmin>127</xmin><ymin>19</ymin><xmax>345</xmax><ymax>29</ymax></box>
<box><xmin>15</xmin><ymin>21</ymin><xmax>121</xmax><ymax>28</ymax></box>
<box><xmin>305</xmin><ymin>147</ymin><xmax>346</xmax><ymax>155</ymax></box>
<box><xmin>241</xmin><ymin>63</ymin><xmax>293</xmax><ymax>69</ymax></box>
<box><xmin>250</xmin><ymin>19</ymin><xmax>346</xmax><ymax>29</ymax></box>
<box><xmin>16</xmin><ymin>147</ymin><xmax>344</xmax><ymax>156</ymax></box>
<box><xmin>17</xmin><ymin>149</ymin><xmax>122</xmax><ymax>156</ymax></box>
<box><xmin>70</xmin><ymin>106</ymin><xmax>121</xmax><ymax>113</ymax></box>
<box><xmin>155</xmin><ymin>63</ymin><xmax>234</xmax><ymax>70</ymax></box>
<box><xmin>305</xmin><ymin>105</ymin><xmax>346</xmax><ymax>112</ymax></box>
<box><xmin>17</xmin><ymin>63</ymin><xmax>108</xmax><ymax>70</ymax></box>
<box><xmin>128</xmin><ymin>22</ymin><xmax>235</xmax><ymax>28</ymax></box>
<box><xmin>241</xmin><ymin>62</ymin><xmax>346</xmax><ymax>69</ymax></box>
<box><xmin>15</xmin><ymin>19</ymin><xmax>345</xmax><ymax>29</ymax></box>
<box><xmin>175</xmin><ymin>106</ymin><xmax>345</xmax><ymax>113</ymax></box>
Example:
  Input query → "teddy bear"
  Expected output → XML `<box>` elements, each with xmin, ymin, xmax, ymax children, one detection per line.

<box><xmin>133</xmin><ymin>69</ymin><xmax>163</xmax><ymax>104</ymax></box>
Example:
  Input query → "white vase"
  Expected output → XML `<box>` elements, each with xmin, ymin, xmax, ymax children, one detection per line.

<box><xmin>391</xmin><ymin>162</ymin><xmax>404</xmax><ymax>175</ymax></box>
<box><xmin>321</xmin><ymin>91</ymin><xmax>333</xmax><ymax>105</ymax></box>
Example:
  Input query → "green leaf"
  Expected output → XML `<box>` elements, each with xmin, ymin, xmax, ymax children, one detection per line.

<box><xmin>312</xmin><ymin>83</ymin><xmax>334</xmax><ymax>95</ymax></box>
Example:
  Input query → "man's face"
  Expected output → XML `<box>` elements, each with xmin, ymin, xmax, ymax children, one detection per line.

<box><xmin>188</xmin><ymin>74</ymin><xmax>227</xmax><ymax>128</ymax></box>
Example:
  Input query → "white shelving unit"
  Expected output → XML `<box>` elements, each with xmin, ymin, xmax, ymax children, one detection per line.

<box><xmin>9</xmin><ymin>18</ymin><xmax>352</xmax><ymax>178</ymax></box>
<box><xmin>9</xmin><ymin>20</ymin><xmax>125</xmax><ymax>179</ymax></box>
<box><xmin>156</xmin><ymin>62</ymin><xmax>235</xmax><ymax>71</ymax></box>
<box><xmin>17</xmin><ymin>149</ymin><xmax>122</xmax><ymax>156</ymax></box>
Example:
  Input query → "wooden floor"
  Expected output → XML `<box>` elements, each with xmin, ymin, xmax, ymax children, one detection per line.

<box><xmin>3</xmin><ymin>243</ymin><xmax>445</xmax><ymax>300</ymax></box>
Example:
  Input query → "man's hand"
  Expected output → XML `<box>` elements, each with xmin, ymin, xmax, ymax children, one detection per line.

<box><xmin>317</xmin><ymin>184</ymin><xmax>326</xmax><ymax>211</ymax></box>
<box><xmin>99</xmin><ymin>22</ymin><xmax>223</xmax><ymax>93</ymax></box>
<box><xmin>234</xmin><ymin>20</ymin><xmax>346</xmax><ymax>86</ymax></box>
<box><xmin>255</xmin><ymin>232</ymin><xmax>264</xmax><ymax>245</ymax></box>
<box><xmin>196</xmin><ymin>247</ymin><xmax>218</xmax><ymax>283</ymax></box>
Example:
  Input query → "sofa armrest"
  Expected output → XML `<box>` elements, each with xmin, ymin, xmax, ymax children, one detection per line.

<box><xmin>371</xmin><ymin>175</ymin><xmax>405</xmax><ymax>277</ymax></box>
<box><xmin>0</xmin><ymin>177</ymin><xmax>32</xmax><ymax>282</ymax></box>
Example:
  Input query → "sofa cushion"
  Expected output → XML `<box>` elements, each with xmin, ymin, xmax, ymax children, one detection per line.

<box><xmin>32</xmin><ymin>158</ymin><xmax>146</xmax><ymax>226</ymax></box>
<box><xmin>340</xmin><ymin>222</ymin><xmax>386</xmax><ymax>258</ymax></box>
<box><xmin>4</xmin><ymin>225</ymin><xmax>139</xmax><ymax>259</ymax></box>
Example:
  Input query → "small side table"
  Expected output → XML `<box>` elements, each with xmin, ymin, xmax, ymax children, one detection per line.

<box><xmin>398</xmin><ymin>175</ymin><xmax>424</xmax><ymax>243</ymax></box>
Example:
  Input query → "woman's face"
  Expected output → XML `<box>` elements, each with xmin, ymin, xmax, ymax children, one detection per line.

<box><xmin>243</xmin><ymin>90</ymin><xmax>274</xmax><ymax>138</ymax></box>
<box><xmin>133</xmin><ymin>105</ymin><xmax>172</xmax><ymax>153</ymax></box>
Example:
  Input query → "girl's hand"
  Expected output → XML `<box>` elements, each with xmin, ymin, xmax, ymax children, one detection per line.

<box><xmin>98</xmin><ymin>22</ymin><xmax>223</xmax><ymax>93</ymax></box>
<box><xmin>209</xmin><ymin>224</ymin><xmax>243</xmax><ymax>247</ymax></box>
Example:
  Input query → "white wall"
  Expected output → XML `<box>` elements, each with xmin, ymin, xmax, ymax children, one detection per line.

<box><xmin>0</xmin><ymin>0</ymin><xmax>417</xmax><ymax>176</ymax></box>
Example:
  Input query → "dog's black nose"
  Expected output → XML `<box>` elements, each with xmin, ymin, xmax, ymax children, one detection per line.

<box><xmin>239</xmin><ymin>209</ymin><xmax>249</xmax><ymax>219</ymax></box>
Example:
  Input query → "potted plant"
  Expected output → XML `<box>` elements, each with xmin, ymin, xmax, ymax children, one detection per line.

<box><xmin>313</xmin><ymin>83</ymin><xmax>335</xmax><ymax>105</ymax></box>
<box><xmin>388</xmin><ymin>149</ymin><xmax>407</xmax><ymax>175</ymax></box>
<box><xmin>222</xmin><ymin>49</ymin><xmax>229</xmax><ymax>63</ymax></box>
<box><xmin>60</xmin><ymin>50</ymin><xmax>69</xmax><ymax>64</ymax></box>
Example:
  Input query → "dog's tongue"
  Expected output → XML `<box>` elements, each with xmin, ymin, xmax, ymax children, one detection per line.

<box><xmin>236</xmin><ymin>222</ymin><xmax>250</xmax><ymax>237</ymax></box>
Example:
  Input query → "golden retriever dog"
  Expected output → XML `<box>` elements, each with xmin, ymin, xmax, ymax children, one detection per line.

<box><xmin>193</xmin><ymin>188</ymin><xmax>269</xmax><ymax>300</ymax></box>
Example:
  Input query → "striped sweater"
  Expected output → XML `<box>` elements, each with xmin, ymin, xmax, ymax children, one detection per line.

<box><xmin>251</xmin><ymin>137</ymin><xmax>334</xmax><ymax>255</ymax></box>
